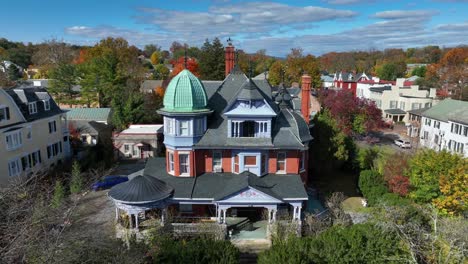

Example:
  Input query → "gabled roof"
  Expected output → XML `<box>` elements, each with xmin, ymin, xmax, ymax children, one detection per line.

<box><xmin>422</xmin><ymin>99</ymin><xmax>468</xmax><ymax>124</ymax></box>
<box><xmin>5</xmin><ymin>87</ymin><xmax>64</xmax><ymax>122</ymax></box>
<box><xmin>236</xmin><ymin>78</ymin><xmax>265</xmax><ymax>101</ymax></box>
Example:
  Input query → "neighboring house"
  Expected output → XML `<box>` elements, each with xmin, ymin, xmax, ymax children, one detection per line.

<box><xmin>356</xmin><ymin>77</ymin><xmax>395</xmax><ymax>99</ymax></box>
<box><xmin>113</xmin><ymin>124</ymin><xmax>164</xmax><ymax>159</ymax></box>
<box><xmin>65</xmin><ymin>108</ymin><xmax>112</xmax><ymax>146</ymax></box>
<box><xmin>0</xmin><ymin>60</ymin><xmax>23</xmax><ymax>73</ymax></box>
<box><xmin>368</xmin><ymin>78</ymin><xmax>438</xmax><ymax>123</ymax></box>
<box><xmin>406</xmin><ymin>107</ymin><xmax>429</xmax><ymax>138</ymax></box>
<box><xmin>321</xmin><ymin>74</ymin><xmax>334</xmax><ymax>88</ymax></box>
<box><xmin>0</xmin><ymin>87</ymin><xmax>70</xmax><ymax>185</ymax></box>
<box><xmin>419</xmin><ymin>99</ymin><xmax>468</xmax><ymax>157</ymax></box>
<box><xmin>107</xmin><ymin>43</ymin><xmax>313</xmax><ymax>231</ymax></box>
<box><xmin>140</xmin><ymin>80</ymin><xmax>164</xmax><ymax>94</ymax></box>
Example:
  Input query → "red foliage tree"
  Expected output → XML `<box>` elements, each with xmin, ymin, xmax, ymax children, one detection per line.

<box><xmin>171</xmin><ymin>57</ymin><xmax>200</xmax><ymax>77</ymax></box>
<box><xmin>318</xmin><ymin>89</ymin><xmax>383</xmax><ymax>135</ymax></box>
<box><xmin>388</xmin><ymin>175</ymin><xmax>410</xmax><ymax>196</ymax></box>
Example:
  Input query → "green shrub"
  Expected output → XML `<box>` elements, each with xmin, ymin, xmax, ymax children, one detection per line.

<box><xmin>355</xmin><ymin>146</ymin><xmax>380</xmax><ymax>170</ymax></box>
<box><xmin>69</xmin><ymin>161</ymin><xmax>83</xmax><ymax>194</ymax></box>
<box><xmin>259</xmin><ymin>224</ymin><xmax>409</xmax><ymax>264</ymax></box>
<box><xmin>51</xmin><ymin>180</ymin><xmax>65</xmax><ymax>208</ymax></box>
<box><xmin>358</xmin><ymin>170</ymin><xmax>388</xmax><ymax>205</ymax></box>
<box><xmin>379</xmin><ymin>193</ymin><xmax>412</xmax><ymax>206</ymax></box>
<box><xmin>148</xmin><ymin>237</ymin><xmax>239</xmax><ymax>264</ymax></box>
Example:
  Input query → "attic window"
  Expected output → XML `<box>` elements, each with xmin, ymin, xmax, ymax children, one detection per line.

<box><xmin>43</xmin><ymin>100</ymin><xmax>50</xmax><ymax>111</ymax></box>
<box><xmin>28</xmin><ymin>102</ymin><xmax>37</xmax><ymax>114</ymax></box>
<box><xmin>0</xmin><ymin>106</ymin><xmax>10</xmax><ymax>122</ymax></box>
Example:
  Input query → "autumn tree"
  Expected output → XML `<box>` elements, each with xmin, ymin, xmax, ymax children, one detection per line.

<box><xmin>153</xmin><ymin>64</ymin><xmax>170</xmax><ymax>80</ymax></box>
<box><xmin>375</xmin><ymin>61</ymin><xmax>406</xmax><ymax>81</ymax></box>
<box><xmin>171</xmin><ymin>57</ymin><xmax>200</xmax><ymax>77</ymax></box>
<box><xmin>411</xmin><ymin>66</ymin><xmax>426</xmax><ymax>77</ymax></box>
<box><xmin>437</xmin><ymin>47</ymin><xmax>468</xmax><ymax>100</ymax></box>
<box><xmin>144</xmin><ymin>44</ymin><xmax>160</xmax><ymax>57</ymax></box>
<box><xmin>268</xmin><ymin>60</ymin><xmax>284</xmax><ymax>86</ymax></box>
<box><xmin>408</xmin><ymin>149</ymin><xmax>464</xmax><ymax>204</ymax></box>
<box><xmin>150</xmin><ymin>51</ymin><xmax>160</xmax><ymax>65</ymax></box>
<box><xmin>433</xmin><ymin>161</ymin><xmax>468</xmax><ymax>216</ymax></box>
<box><xmin>32</xmin><ymin>39</ymin><xmax>75</xmax><ymax>75</ymax></box>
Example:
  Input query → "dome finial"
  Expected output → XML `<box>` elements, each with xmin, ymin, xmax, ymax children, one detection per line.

<box><xmin>184</xmin><ymin>44</ymin><xmax>188</xmax><ymax>69</ymax></box>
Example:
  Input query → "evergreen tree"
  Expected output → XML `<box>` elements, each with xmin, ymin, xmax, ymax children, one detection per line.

<box><xmin>199</xmin><ymin>38</ymin><xmax>225</xmax><ymax>80</ymax></box>
<box><xmin>70</xmin><ymin>161</ymin><xmax>83</xmax><ymax>194</ymax></box>
<box><xmin>51</xmin><ymin>180</ymin><xmax>65</xmax><ymax>208</ymax></box>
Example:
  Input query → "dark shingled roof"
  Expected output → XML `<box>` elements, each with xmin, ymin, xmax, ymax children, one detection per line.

<box><xmin>195</xmin><ymin>66</ymin><xmax>311</xmax><ymax>150</ymax></box>
<box><xmin>109</xmin><ymin>175</ymin><xmax>174</xmax><ymax>204</ymax></box>
<box><xmin>143</xmin><ymin>158</ymin><xmax>307</xmax><ymax>200</ymax></box>
<box><xmin>5</xmin><ymin>87</ymin><xmax>64</xmax><ymax>122</ymax></box>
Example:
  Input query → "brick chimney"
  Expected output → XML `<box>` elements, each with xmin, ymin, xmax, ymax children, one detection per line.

<box><xmin>301</xmin><ymin>74</ymin><xmax>312</xmax><ymax>124</ymax></box>
<box><xmin>225</xmin><ymin>40</ymin><xmax>235</xmax><ymax>76</ymax></box>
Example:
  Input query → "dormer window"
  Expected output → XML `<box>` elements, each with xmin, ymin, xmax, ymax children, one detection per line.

<box><xmin>43</xmin><ymin>100</ymin><xmax>50</xmax><ymax>111</ymax></box>
<box><xmin>230</xmin><ymin>120</ymin><xmax>270</xmax><ymax>138</ymax></box>
<box><xmin>0</xmin><ymin>106</ymin><xmax>10</xmax><ymax>122</ymax></box>
<box><xmin>28</xmin><ymin>102</ymin><xmax>37</xmax><ymax>114</ymax></box>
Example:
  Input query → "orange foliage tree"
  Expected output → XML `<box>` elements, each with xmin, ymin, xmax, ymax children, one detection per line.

<box><xmin>155</xmin><ymin>86</ymin><xmax>165</xmax><ymax>97</ymax></box>
<box><xmin>171</xmin><ymin>57</ymin><xmax>200</xmax><ymax>77</ymax></box>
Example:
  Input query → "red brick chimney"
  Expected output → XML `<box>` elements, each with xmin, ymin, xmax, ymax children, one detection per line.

<box><xmin>301</xmin><ymin>74</ymin><xmax>312</xmax><ymax>124</ymax></box>
<box><xmin>225</xmin><ymin>40</ymin><xmax>235</xmax><ymax>76</ymax></box>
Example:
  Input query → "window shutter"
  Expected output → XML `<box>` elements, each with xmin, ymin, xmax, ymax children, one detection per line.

<box><xmin>38</xmin><ymin>151</ymin><xmax>42</xmax><ymax>163</ymax></box>
<box><xmin>47</xmin><ymin>146</ymin><xmax>51</xmax><ymax>158</ymax></box>
<box><xmin>6</xmin><ymin>107</ymin><xmax>10</xmax><ymax>120</ymax></box>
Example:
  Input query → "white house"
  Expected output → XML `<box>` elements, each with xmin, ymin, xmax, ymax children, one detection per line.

<box><xmin>113</xmin><ymin>124</ymin><xmax>164</xmax><ymax>159</ymax></box>
<box><xmin>368</xmin><ymin>78</ymin><xmax>438</xmax><ymax>123</ymax></box>
<box><xmin>419</xmin><ymin>99</ymin><xmax>468</xmax><ymax>157</ymax></box>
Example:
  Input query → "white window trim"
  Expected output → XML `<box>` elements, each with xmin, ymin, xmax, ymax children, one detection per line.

<box><xmin>43</xmin><ymin>99</ymin><xmax>50</xmax><ymax>111</ymax></box>
<box><xmin>212</xmin><ymin>151</ymin><xmax>222</xmax><ymax>171</ymax></box>
<box><xmin>28</xmin><ymin>102</ymin><xmax>37</xmax><ymax>114</ymax></box>
<box><xmin>178</xmin><ymin>120</ymin><xmax>191</xmax><ymax>136</ymax></box>
<box><xmin>8</xmin><ymin>157</ymin><xmax>21</xmax><ymax>177</ymax></box>
<box><xmin>123</xmin><ymin>143</ymin><xmax>133</xmax><ymax>154</ymax></box>
<box><xmin>0</xmin><ymin>106</ymin><xmax>8</xmax><ymax>122</ymax></box>
<box><xmin>48</xmin><ymin>120</ymin><xmax>57</xmax><ymax>133</ymax></box>
<box><xmin>178</xmin><ymin>152</ymin><xmax>191</xmax><ymax>177</ymax></box>
<box><xmin>168</xmin><ymin>150</ymin><xmax>175</xmax><ymax>174</ymax></box>
<box><xmin>5</xmin><ymin>130</ymin><xmax>22</xmax><ymax>151</ymax></box>
<box><xmin>277</xmin><ymin>152</ymin><xmax>287</xmax><ymax>174</ymax></box>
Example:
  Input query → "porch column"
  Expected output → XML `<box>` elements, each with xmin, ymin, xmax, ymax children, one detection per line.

<box><xmin>267</xmin><ymin>208</ymin><xmax>272</xmax><ymax>223</ymax></box>
<box><xmin>115</xmin><ymin>207</ymin><xmax>119</xmax><ymax>221</ymax></box>
<box><xmin>292</xmin><ymin>206</ymin><xmax>298</xmax><ymax>221</ymax></box>
<box><xmin>297</xmin><ymin>206</ymin><xmax>302</xmax><ymax>220</ymax></box>
<box><xmin>272</xmin><ymin>209</ymin><xmax>277</xmax><ymax>222</ymax></box>
<box><xmin>217</xmin><ymin>208</ymin><xmax>222</xmax><ymax>223</ymax></box>
<box><xmin>161</xmin><ymin>208</ymin><xmax>167</xmax><ymax>226</ymax></box>
<box><xmin>129</xmin><ymin>214</ymin><xmax>133</xmax><ymax>229</ymax></box>
<box><xmin>135</xmin><ymin>214</ymin><xmax>139</xmax><ymax>230</ymax></box>
<box><xmin>223</xmin><ymin>209</ymin><xmax>227</xmax><ymax>224</ymax></box>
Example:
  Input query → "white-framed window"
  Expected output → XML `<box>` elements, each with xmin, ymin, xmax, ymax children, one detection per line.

<box><xmin>389</xmin><ymin>100</ymin><xmax>398</xmax><ymax>109</ymax></box>
<box><xmin>21</xmin><ymin>155</ymin><xmax>30</xmax><ymax>171</ymax></box>
<box><xmin>6</xmin><ymin>130</ymin><xmax>22</xmax><ymax>150</ymax></box>
<box><xmin>425</xmin><ymin>118</ymin><xmax>432</xmax><ymax>126</ymax></box>
<box><xmin>123</xmin><ymin>144</ymin><xmax>131</xmax><ymax>153</ymax></box>
<box><xmin>31</xmin><ymin>150</ymin><xmax>41</xmax><ymax>166</ymax></box>
<box><xmin>434</xmin><ymin>134</ymin><xmax>439</xmax><ymax>144</ymax></box>
<box><xmin>244</xmin><ymin>155</ymin><xmax>257</xmax><ymax>167</ymax></box>
<box><xmin>179</xmin><ymin>120</ymin><xmax>190</xmax><ymax>136</ymax></box>
<box><xmin>28</xmin><ymin>102</ymin><xmax>37</xmax><ymax>114</ymax></box>
<box><xmin>433</xmin><ymin>121</ymin><xmax>440</xmax><ymax>129</ymax></box>
<box><xmin>299</xmin><ymin>151</ymin><xmax>305</xmax><ymax>171</ymax></box>
<box><xmin>164</xmin><ymin>117</ymin><xmax>174</xmax><ymax>135</ymax></box>
<box><xmin>179</xmin><ymin>153</ymin><xmax>190</xmax><ymax>176</ymax></box>
<box><xmin>0</xmin><ymin>106</ymin><xmax>10</xmax><ymax>122</ymax></box>
<box><xmin>400</xmin><ymin>102</ymin><xmax>405</xmax><ymax>110</ymax></box>
<box><xmin>411</xmin><ymin>103</ymin><xmax>421</xmax><ymax>110</ymax></box>
<box><xmin>8</xmin><ymin>158</ymin><xmax>21</xmax><ymax>177</ymax></box>
<box><xmin>47</xmin><ymin>142</ymin><xmax>62</xmax><ymax>159</ymax></box>
<box><xmin>43</xmin><ymin>100</ymin><xmax>50</xmax><ymax>111</ymax></box>
<box><xmin>277</xmin><ymin>152</ymin><xmax>286</xmax><ymax>173</ymax></box>
<box><xmin>212</xmin><ymin>151</ymin><xmax>222</xmax><ymax>171</ymax></box>
<box><xmin>168</xmin><ymin>151</ymin><xmax>175</xmax><ymax>173</ymax></box>
<box><xmin>233</xmin><ymin>154</ymin><xmax>239</xmax><ymax>173</ymax></box>
<box><xmin>425</xmin><ymin>102</ymin><xmax>432</xmax><ymax>108</ymax></box>
<box><xmin>48</xmin><ymin>120</ymin><xmax>57</xmax><ymax>133</ymax></box>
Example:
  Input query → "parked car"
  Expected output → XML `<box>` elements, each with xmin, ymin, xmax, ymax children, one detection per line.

<box><xmin>394</xmin><ymin>139</ymin><xmax>411</xmax><ymax>149</ymax></box>
<box><xmin>92</xmin><ymin>175</ymin><xmax>128</xmax><ymax>191</ymax></box>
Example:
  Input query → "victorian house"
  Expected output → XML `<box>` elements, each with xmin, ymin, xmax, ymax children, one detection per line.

<box><xmin>109</xmin><ymin>43</ymin><xmax>313</xmax><ymax>232</ymax></box>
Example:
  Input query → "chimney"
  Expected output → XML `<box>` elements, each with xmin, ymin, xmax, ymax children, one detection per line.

<box><xmin>301</xmin><ymin>74</ymin><xmax>312</xmax><ymax>124</ymax></box>
<box><xmin>225</xmin><ymin>40</ymin><xmax>235</xmax><ymax>77</ymax></box>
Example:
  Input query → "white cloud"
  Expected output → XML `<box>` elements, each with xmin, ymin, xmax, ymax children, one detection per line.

<box><xmin>372</xmin><ymin>10</ymin><xmax>438</xmax><ymax>19</ymax></box>
<box><xmin>323</xmin><ymin>0</ymin><xmax>373</xmax><ymax>4</ymax></box>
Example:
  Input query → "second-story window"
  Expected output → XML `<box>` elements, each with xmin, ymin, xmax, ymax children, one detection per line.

<box><xmin>233</xmin><ymin>154</ymin><xmax>239</xmax><ymax>173</ymax></box>
<box><xmin>277</xmin><ymin>152</ymin><xmax>286</xmax><ymax>173</ymax></box>
<box><xmin>179</xmin><ymin>153</ymin><xmax>190</xmax><ymax>176</ymax></box>
<box><xmin>241</xmin><ymin>121</ymin><xmax>255</xmax><ymax>137</ymax></box>
<box><xmin>212</xmin><ymin>151</ymin><xmax>222</xmax><ymax>171</ymax></box>
<box><xmin>164</xmin><ymin>117</ymin><xmax>174</xmax><ymax>135</ymax></box>
<box><xmin>6</xmin><ymin>131</ymin><xmax>22</xmax><ymax>150</ymax></box>
<box><xmin>179</xmin><ymin>120</ymin><xmax>189</xmax><ymax>136</ymax></box>
<box><xmin>28</xmin><ymin>102</ymin><xmax>37</xmax><ymax>114</ymax></box>
<box><xmin>43</xmin><ymin>100</ymin><xmax>50</xmax><ymax>111</ymax></box>
<box><xmin>0</xmin><ymin>106</ymin><xmax>10</xmax><ymax>122</ymax></box>
<box><xmin>168</xmin><ymin>151</ymin><xmax>174</xmax><ymax>172</ymax></box>
<box><xmin>299</xmin><ymin>151</ymin><xmax>305</xmax><ymax>171</ymax></box>
<box><xmin>48</xmin><ymin>121</ymin><xmax>57</xmax><ymax>133</ymax></box>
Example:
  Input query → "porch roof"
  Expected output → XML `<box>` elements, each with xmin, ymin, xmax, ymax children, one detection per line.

<box><xmin>143</xmin><ymin>158</ymin><xmax>308</xmax><ymax>202</ymax></box>
<box><xmin>384</xmin><ymin>108</ymin><xmax>406</xmax><ymax>115</ymax></box>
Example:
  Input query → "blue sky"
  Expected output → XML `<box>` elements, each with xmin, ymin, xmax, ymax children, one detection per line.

<box><xmin>2</xmin><ymin>0</ymin><xmax>467</xmax><ymax>56</ymax></box>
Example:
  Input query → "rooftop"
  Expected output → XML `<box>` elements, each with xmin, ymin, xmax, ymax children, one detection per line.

<box><xmin>422</xmin><ymin>99</ymin><xmax>468</xmax><ymax>124</ymax></box>
<box><xmin>119</xmin><ymin>124</ymin><xmax>163</xmax><ymax>134</ymax></box>
<box><xmin>65</xmin><ymin>108</ymin><xmax>111</xmax><ymax>122</ymax></box>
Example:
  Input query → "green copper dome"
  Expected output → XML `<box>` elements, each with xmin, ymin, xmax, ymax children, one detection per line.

<box><xmin>162</xmin><ymin>69</ymin><xmax>209</xmax><ymax>112</ymax></box>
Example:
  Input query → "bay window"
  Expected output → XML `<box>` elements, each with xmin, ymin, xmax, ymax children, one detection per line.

<box><xmin>179</xmin><ymin>120</ymin><xmax>189</xmax><ymax>136</ymax></box>
<box><xmin>179</xmin><ymin>153</ymin><xmax>190</xmax><ymax>175</ymax></box>
<box><xmin>277</xmin><ymin>152</ymin><xmax>286</xmax><ymax>173</ymax></box>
